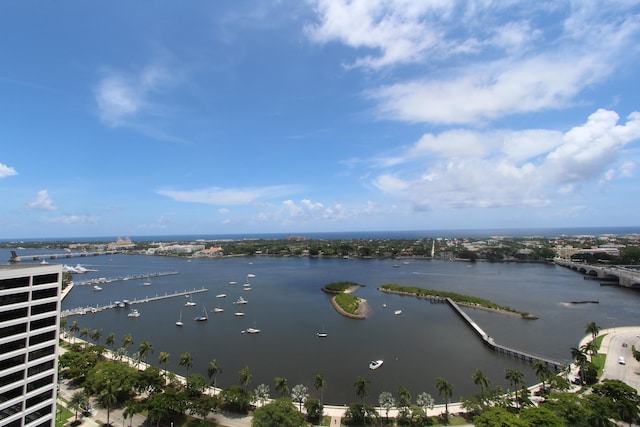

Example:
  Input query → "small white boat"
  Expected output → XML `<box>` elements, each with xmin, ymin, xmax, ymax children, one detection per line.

<box><xmin>216</xmin><ymin>294</ymin><xmax>227</xmax><ymax>298</ymax></box>
<box><xmin>213</xmin><ymin>307</ymin><xmax>224</xmax><ymax>313</ymax></box>
<box><xmin>93</xmin><ymin>285</ymin><xmax>102</xmax><ymax>291</ymax></box>
<box><xmin>229</xmin><ymin>281</ymin><xmax>237</xmax><ymax>285</ymax></box>
<box><xmin>244</xmin><ymin>287</ymin><xmax>252</xmax><ymax>291</ymax></box>
<box><xmin>246</xmin><ymin>327</ymin><xmax>261</xmax><ymax>334</ymax></box>
<box><xmin>369</xmin><ymin>359</ymin><xmax>384</xmax><ymax>370</ymax></box>
<box><xmin>234</xmin><ymin>312</ymin><xmax>245</xmax><ymax>317</ymax></box>
<box><xmin>235</xmin><ymin>297</ymin><xmax>248</xmax><ymax>304</ymax></box>
<box><xmin>176</xmin><ymin>310</ymin><xmax>183</xmax><ymax>326</ymax></box>
<box><xmin>247</xmin><ymin>274</ymin><xmax>256</xmax><ymax>278</ymax></box>
<box><xmin>317</xmin><ymin>332</ymin><xmax>328</xmax><ymax>338</ymax></box>
<box><xmin>243</xmin><ymin>283</ymin><xmax>251</xmax><ymax>288</ymax></box>
<box><xmin>142</xmin><ymin>282</ymin><xmax>151</xmax><ymax>286</ymax></box>
<box><xmin>394</xmin><ymin>310</ymin><xmax>402</xmax><ymax>315</ymax></box>
<box><xmin>128</xmin><ymin>309</ymin><xmax>140</xmax><ymax>318</ymax></box>
<box><xmin>185</xmin><ymin>301</ymin><xmax>196</xmax><ymax>307</ymax></box>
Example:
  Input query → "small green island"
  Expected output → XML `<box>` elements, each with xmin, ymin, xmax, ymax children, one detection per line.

<box><xmin>379</xmin><ymin>283</ymin><xmax>536</xmax><ymax>319</ymax></box>
<box><xmin>322</xmin><ymin>281</ymin><xmax>368</xmax><ymax>319</ymax></box>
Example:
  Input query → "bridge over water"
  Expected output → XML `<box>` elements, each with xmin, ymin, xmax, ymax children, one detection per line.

<box><xmin>8</xmin><ymin>249</ymin><xmax>120</xmax><ymax>263</ymax></box>
<box><xmin>554</xmin><ymin>259</ymin><xmax>640</xmax><ymax>288</ymax></box>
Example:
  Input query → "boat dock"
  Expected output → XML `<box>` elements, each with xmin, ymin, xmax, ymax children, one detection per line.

<box><xmin>445</xmin><ymin>298</ymin><xmax>564</xmax><ymax>370</ymax></box>
<box><xmin>75</xmin><ymin>271</ymin><xmax>179</xmax><ymax>286</ymax></box>
<box><xmin>61</xmin><ymin>287</ymin><xmax>208</xmax><ymax>317</ymax></box>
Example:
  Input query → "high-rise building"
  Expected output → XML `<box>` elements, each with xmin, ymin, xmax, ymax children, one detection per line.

<box><xmin>0</xmin><ymin>264</ymin><xmax>62</xmax><ymax>427</ymax></box>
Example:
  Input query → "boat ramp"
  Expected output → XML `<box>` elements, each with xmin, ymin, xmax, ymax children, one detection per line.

<box><xmin>61</xmin><ymin>287</ymin><xmax>208</xmax><ymax>317</ymax></box>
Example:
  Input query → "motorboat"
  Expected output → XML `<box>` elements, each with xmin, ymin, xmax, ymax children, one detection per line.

<box><xmin>213</xmin><ymin>307</ymin><xmax>224</xmax><ymax>313</ymax></box>
<box><xmin>234</xmin><ymin>312</ymin><xmax>245</xmax><ymax>316</ymax></box>
<box><xmin>246</xmin><ymin>327</ymin><xmax>261</xmax><ymax>334</ymax></box>
<box><xmin>142</xmin><ymin>282</ymin><xmax>151</xmax><ymax>286</ymax></box>
<box><xmin>244</xmin><ymin>287</ymin><xmax>252</xmax><ymax>291</ymax></box>
<box><xmin>235</xmin><ymin>296</ymin><xmax>248</xmax><ymax>304</ymax></box>
<box><xmin>317</xmin><ymin>331</ymin><xmax>328</xmax><ymax>338</ymax></box>
<box><xmin>93</xmin><ymin>285</ymin><xmax>102</xmax><ymax>291</ymax></box>
<box><xmin>216</xmin><ymin>294</ymin><xmax>227</xmax><ymax>298</ymax></box>
<box><xmin>369</xmin><ymin>360</ymin><xmax>384</xmax><ymax>370</ymax></box>
<box><xmin>229</xmin><ymin>281</ymin><xmax>237</xmax><ymax>285</ymax></box>
<box><xmin>394</xmin><ymin>310</ymin><xmax>402</xmax><ymax>315</ymax></box>
<box><xmin>128</xmin><ymin>309</ymin><xmax>140</xmax><ymax>318</ymax></box>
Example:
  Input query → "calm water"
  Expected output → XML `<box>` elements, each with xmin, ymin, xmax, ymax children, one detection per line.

<box><xmin>42</xmin><ymin>253</ymin><xmax>640</xmax><ymax>404</ymax></box>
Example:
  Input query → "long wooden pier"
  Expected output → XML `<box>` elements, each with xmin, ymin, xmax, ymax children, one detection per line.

<box><xmin>61</xmin><ymin>287</ymin><xmax>208</xmax><ymax>317</ymax></box>
<box><xmin>445</xmin><ymin>298</ymin><xmax>565</xmax><ymax>370</ymax></box>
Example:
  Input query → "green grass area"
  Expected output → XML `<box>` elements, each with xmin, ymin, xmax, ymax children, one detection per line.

<box><xmin>380</xmin><ymin>283</ymin><xmax>529</xmax><ymax>316</ymax></box>
<box><xmin>323</xmin><ymin>281</ymin><xmax>358</xmax><ymax>293</ymax></box>
<box><xmin>55</xmin><ymin>404</ymin><xmax>74</xmax><ymax>427</ymax></box>
<box><xmin>335</xmin><ymin>293</ymin><xmax>361</xmax><ymax>315</ymax></box>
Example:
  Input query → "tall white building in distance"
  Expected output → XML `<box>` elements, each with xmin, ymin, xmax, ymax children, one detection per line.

<box><xmin>0</xmin><ymin>264</ymin><xmax>62</xmax><ymax>427</ymax></box>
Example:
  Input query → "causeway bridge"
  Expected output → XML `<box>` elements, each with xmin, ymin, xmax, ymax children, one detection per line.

<box><xmin>554</xmin><ymin>259</ymin><xmax>640</xmax><ymax>288</ymax></box>
<box><xmin>9</xmin><ymin>250</ymin><xmax>120</xmax><ymax>263</ymax></box>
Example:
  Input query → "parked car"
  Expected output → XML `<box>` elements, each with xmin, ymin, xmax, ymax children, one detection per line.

<box><xmin>619</xmin><ymin>356</ymin><xmax>626</xmax><ymax>365</ymax></box>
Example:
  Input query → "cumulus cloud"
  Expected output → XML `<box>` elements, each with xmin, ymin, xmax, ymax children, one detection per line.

<box><xmin>26</xmin><ymin>190</ymin><xmax>58</xmax><ymax>211</ymax></box>
<box><xmin>0</xmin><ymin>162</ymin><xmax>17</xmax><ymax>178</ymax></box>
<box><xmin>156</xmin><ymin>185</ymin><xmax>304</xmax><ymax>206</ymax></box>
<box><xmin>371</xmin><ymin>109</ymin><xmax>640</xmax><ymax>211</ymax></box>
<box><xmin>307</xmin><ymin>1</ymin><xmax>638</xmax><ymax>125</ymax></box>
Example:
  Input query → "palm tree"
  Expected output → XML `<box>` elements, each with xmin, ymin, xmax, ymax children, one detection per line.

<box><xmin>504</xmin><ymin>369</ymin><xmax>524</xmax><ymax>408</ymax></box>
<box><xmin>585</xmin><ymin>321</ymin><xmax>602</xmax><ymax>341</ymax></box>
<box><xmin>122</xmin><ymin>333</ymin><xmax>134</xmax><ymax>354</ymax></box>
<box><xmin>582</xmin><ymin>339</ymin><xmax>598</xmax><ymax>363</ymax></box>
<box><xmin>239</xmin><ymin>365</ymin><xmax>252</xmax><ymax>391</ymax></box>
<box><xmin>59</xmin><ymin>317</ymin><xmax>68</xmax><ymax>339</ymax></box>
<box><xmin>291</xmin><ymin>384</ymin><xmax>309</xmax><ymax>411</ymax></box>
<box><xmin>397</xmin><ymin>385</ymin><xmax>411</xmax><ymax>414</ymax></box>
<box><xmin>313</xmin><ymin>372</ymin><xmax>326</xmax><ymax>405</ymax></box>
<box><xmin>69</xmin><ymin>390</ymin><xmax>88</xmax><ymax>423</ymax></box>
<box><xmin>207</xmin><ymin>359</ymin><xmax>221</xmax><ymax>393</ymax></box>
<box><xmin>379</xmin><ymin>391</ymin><xmax>395</xmax><ymax>421</ymax></box>
<box><xmin>354</xmin><ymin>376</ymin><xmax>370</xmax><ymax>404</ymax></box>
<box><xmin>472</xmin><ymin>368</ymin><xmax>490</xmax><ymax>395</ymax></box>
<box><xmin>137</xmin><ymin>341</ymin><xmax>154</xmax><ymax>367</ymax></box>
<box><xmin>179</xmin><ymin>352</ymin><xmax>193</xmax><ymax>382</ymax></box>
<box><xmin>571</xmin><ymin>346</ymin><xmax>588</xmax><ymax>383</ymax></box>
<box><xmin>123</xmin><ymin>399</ymin><xmax>137</xmax><ymax>427</ymax></box>
<box><xmin>416</xmin><ymin>392</ymin><xmax>434</xmax><ymax>417</ymax></box>
<box><xmin>275</xmin><ymin>376</ymin><xmax>289</xmax><ymax>396</ymax></box>
<box><xmin>99</xmin><ymin>381</ymin><xmax>118</xmax><ymax>426</ymax></box>
<box><xmin>90</xmin><ymin>329</ymin><xmax>102</xmax><ymax>345</ymax></box>
<box><xmin>158</xmin><ymin>351</ymin><xmax>170</xmax><ymax>384</ymax></box>
<box><xmin>105</xmin><ymin>332</ymin><xmax>116</xmax><ymax>351</ymax></box>
<box><xmin>254</xmin><ymin>383</ymin><xmax>270</xmax><ymax>407</ymax></box>
<box><xmin>533</xmin><ymin>361</ymin><xmax>551</xmax><ymax>393</ymax></box>
<box><xmin>69</xmin><ymin>321</ymin><xmax>80</xmax><ymax>343</ymax></box>
<box><xmin>436</xmin><ymin>377</ymin><xmax>453</xmax><ymax>420</ymax></box>
<box><xmin>79</xmin><ymin>327</ymin><xmax>90</xmax><ymax>344</ymax></box>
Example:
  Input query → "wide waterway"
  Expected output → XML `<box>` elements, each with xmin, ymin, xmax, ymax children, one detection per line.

<box><xmin>39</xmin><ymin>252</ymin><xmax>640</xmax><ymax>404</ymax></box>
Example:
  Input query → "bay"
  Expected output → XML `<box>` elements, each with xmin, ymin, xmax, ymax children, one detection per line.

<box><xmin>56</xmin><ymin>253</ymin><xmax>640</xmax><ymax>405</ymax></box>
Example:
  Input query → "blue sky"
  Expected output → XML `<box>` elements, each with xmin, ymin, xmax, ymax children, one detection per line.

<box><xmin>2</xmin><ymin>1</ymin><xmax>640</xmax><ymax>239</ymax></box>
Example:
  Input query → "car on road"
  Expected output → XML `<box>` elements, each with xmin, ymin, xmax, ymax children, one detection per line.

<box><xmin>623</xmin><ymin>342</ymin><xmax>628</xmax><ymax>347</ymax></box>
<box><xmin>619</xmin><ymin>356</ymin><xmax>626</xmax><ymax>365</ymax></box>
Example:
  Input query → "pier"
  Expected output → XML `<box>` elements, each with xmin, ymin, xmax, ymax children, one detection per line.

<box><xmin>74</xmin><ymin>270</ymin><xmax>179</xmax><ymax>286</ymax></box>
<box><xmin>61</xmin><ymin>287</ymin><xmax>208</xmax><ymax>317</ymax></box>
<box><xmin>446</xmin><ymin>298</ymin><xmax>564</xmax><ymax>370</ymax></box>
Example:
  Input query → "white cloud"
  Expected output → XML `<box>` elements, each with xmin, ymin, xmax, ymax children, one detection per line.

<box><xmin>43</xmin><ymin>214</ymin><xmax>97</xmax><ymax>225</ymax></box>
<box><xmin>0</xmin><ymin>163</ymin><xmax>17</xmax><ymax>178</ymax></box>
<box><xmin>95</xmin><ymin>64</ymin><xmax>176</xmax><ymax>128</ymax></box>
<box><xmin>26</xmin><ymin>190</ymin><xmax>58</xmax><ymax>211</ymax></box>
<box><xmin>370</xmin><ymin>109</ymin><xmax>640</xmax><ymax>211</ymax></box>
<box><xmin>156</xmin><ymin>185</ymin><xmax>303</xmax><ymax>206</ymax></box>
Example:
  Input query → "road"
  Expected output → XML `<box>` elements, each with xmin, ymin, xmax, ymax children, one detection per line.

<box><xmin>597</xmin><ymin>326</ymin><xmax>640</xmax><ymax>391</ymax></box>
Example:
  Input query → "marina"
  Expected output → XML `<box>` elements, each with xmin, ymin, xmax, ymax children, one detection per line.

<box><xmin>74</xmin><ymin>270</ymin><xmax>179</xmax><ymax>286</ymax></box>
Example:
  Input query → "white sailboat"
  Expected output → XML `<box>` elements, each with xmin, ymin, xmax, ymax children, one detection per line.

<box><xmin>317</xmin><ymin>325</ymin><xmax>328</xmax><ymax>338</ymax></box>
<box><xmin>176</xmin><ymin>310</ymin><xmax>183</xmax><ymax>326</ymax></box>
<box><xmin>185</xmin><ymin>295</ymin><xmax>196</xmax><ymax>307</ymax></box>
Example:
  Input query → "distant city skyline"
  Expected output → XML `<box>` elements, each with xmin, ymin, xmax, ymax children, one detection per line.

<box><xmin>2</xmin><ymin>1</ymin><xmax>640</xmax><ymax>239</ymax></box>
